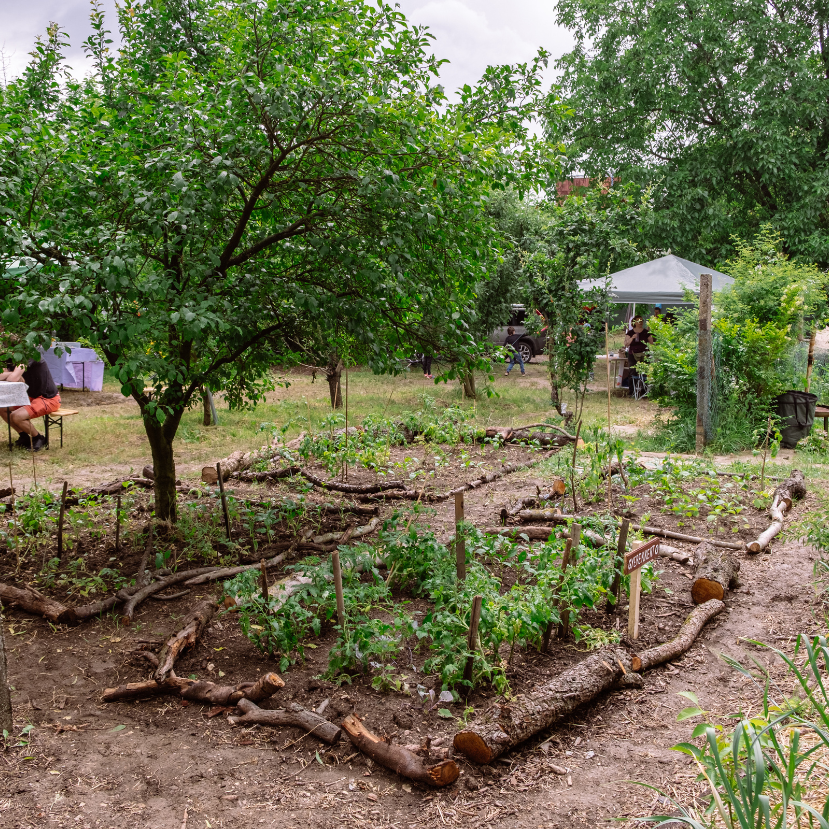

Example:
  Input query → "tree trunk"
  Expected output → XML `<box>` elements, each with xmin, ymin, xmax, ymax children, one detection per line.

<box><xmin>461</xmin><ymin>369</ymin><xmax>477</xmax><ymax>400</ymax></box>
<box><xmin>200</xmin><ymin>387</ymin><xmax>214</xmax><ymax>426</ymax></box>
<box><xmin>144</xmin><ymin>416</ymin><xmax>182</xmax><ymax>523</ymax></box>
<box><xmin>0</xmin><ymin>608</ymin><xmax>12</xmax><ymax>733</ymax></box>
<box><xmin>691</xmin><ymin>542</ymin><xmax>739</xmax><ymax>604</ymax></box>
<box><xmin>327</xmin><ymin>351</ymin><xmax>343</xmax><ymax>409</ymax></box>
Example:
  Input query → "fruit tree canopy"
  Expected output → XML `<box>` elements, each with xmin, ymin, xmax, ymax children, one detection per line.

<box><xmin>580</xmin><ymin>254</ymin><xmax>733</xmax><ymax>304</ymax></box>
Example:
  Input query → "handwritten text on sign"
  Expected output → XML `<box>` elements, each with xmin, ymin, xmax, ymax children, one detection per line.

<box><xmin>624</xmin><ymin>537</ymin><xmax>660</xmax><ymax>575</ymax></box>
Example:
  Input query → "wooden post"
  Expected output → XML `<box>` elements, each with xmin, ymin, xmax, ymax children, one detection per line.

<box><xmin>462</xmin><ymin>595</ymin><xmax>483</xmax><ymax>686</ymax></box>
<box><xmin>806</xmin><ymin>328</ymin><xmax>817</xmax><ymax>392</ymax></box>
<box><xmin>570</xmin><ymin>421</ymin><xmax>582</xmax><ymax>514</ymax></box>
<box><xmin>455</xmin><ymin>491</ymin><xmax>466</xmax><ymax>581</ymax></box>
<box><xmin>260</xmin><ymin>559</ymin><xmax>269</xmax><ymax>604</ymax></box>
<box><xmin>343</xmin><ymin>358</ymin><xmax>348</xmax><ymax>482</ymax></box>
<box><xmin>205</xmin><ymin>388</ymin><xmax>219</xmax><ymax>426</ymax></box>
<box><xmin>8</xmin><ymin>461</ymin><xmax>16</xmax><ymax>551</ymax></box>
<box><xmin>331</xmin><ymin>549</ymin><xmax>345</xmax><ymax>630</ymax></box>
<box><xmin>57</xmin><ymin>481</ymin><xmax>68</xmax><ymax>560</ymax></box>
<box><xmin>628</xmin><ymin>568</ymin><xmax>642</xmax><ymax>640</ymax></box>
<box><xmin>0</xmin><ymin>607</ymin><xmax>11</xmax><ymax>734</ymax></box>
<box><xmin>605</xmin><ymin>321</ymin><xmax>613</xmax><ymax>508</ymax></box>
<box><xmin>216</xmin><ymin>462</ymin><xmax>231</xmax><ymax>541</ymax></box>
<box><xmin>28</xmin><ymin>433</ymin><xmax>37</xmax><ymax>488</ymax></box>
<box><xmin>696</xmin><ymin>272</ymin><xmax>713</xmax><ymax>452</ymax></box>
<box><xmin>558</xmin><ymin>524</ymin><xmax>581</xmax><ymax>638</ymax></box>
<box><xmin>760</xmin><ymin>416</ymin><xmax>772</xmax><ymax>492</ymax></box>
<box><xmin>606</xmin><ymin>518</ymin><xmax>630</xmax><ymax>613</ymax></box>
<box><xmin>115</xmin><ymin>494</ymin><xmax>122</xmax><ymax>555</ymax></box>
<box><xmin>543</xmin><ymin>536</ymin><xmax>572</xmax><ymax>652</ymax></box>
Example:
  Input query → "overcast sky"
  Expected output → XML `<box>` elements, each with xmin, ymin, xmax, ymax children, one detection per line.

<box><xmin>0</xmin><ymin>1</ymin><xmax>573</xmax><ymax>94</ymax></box>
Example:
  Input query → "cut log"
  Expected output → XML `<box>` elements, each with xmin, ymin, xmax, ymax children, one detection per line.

<box><xmin>0</xmin><ymin>583</ymin><xmax>77</xmax><ymax>624</ymax></box>
<box><xmin>453</xmin><ymin>646</ymin><xmax>640</xmax><ymax>764</ymax></box>
<box><xmin>102</xmin><ymin>671</ymin><xmax>284</xmax><ymax>705</ymax></box>
<box><xmin>341</xmin><ymin>713</ymin><xmax>459</xmax><ymax>787</ymax></box>
<box><xmin>202</xmin><ymin>449</ymin><xmax>257</xmax><ymax>484</ymax></box>
<box><xmin>637</xmin><ymin>599</ymin><xmax>725</xmax><ymax>671</ymax></box>
<box><xmin>454</xmin><ymin>600</ymin><xmax>725</xmax><ymax>764</ymax></box>
<box><xmin>154</xmin><ymin>599</ymin><xmax>217</xmax><ymax>683</ymax></box>
<box><xmin>691</xmin><ymin>542</ymin><xmax>739</xmax><ymax>604</ymax></box>
<box><xmin>745</xmin><ymin>470</ymin><xmax>805</xmax><ymax>553</ymax></box>
<box><xmin>96</xmin><ymin>478</ymin><xmax>154</xmax><ymax>494</ymax></box>
<box><xmin>228</xmin><ymin>698</ymin><xmax>341</xmax><ymax>744</ymax></box>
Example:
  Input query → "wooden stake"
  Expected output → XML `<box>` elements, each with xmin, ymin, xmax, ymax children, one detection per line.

<box><xmin>605</xmin><ymin>321</ymin><xmax>613</xmax><ymax>508</ymax></box>
<box><xmin>570</xmin><ymin>420</ymin><xmax>582</xmax><ymax>514</ymax></box>
<box><xmin>115</xmin><ymin>493</ymin><xmax>122</xmax><ymax>555</ymax></box>
<box><xmin>455</xmin><ymin>490</ymin><xmax>466</xmax><ymax>581</ymax></box>
<box><xmin>331</xmin><ymin>549</ymin><xmax>345</xmax><ymax>630</ymax></box>
<box><xmin>760</xmin><ymin>416</ymin><xmax>772</xmax><ymax>492</ymax></box>
<box><xmin>28</xmin><ymin>433</ymin><xmax>37</xmax><ymax>488</ymax></box>
<box><xmin>0</xmin><ymin>606</ymin><xmax>11</xmax><ymax>734</ymax></box>
<box><xmin>558</xmin><ymin>525</ymin><xmax>580</xmax><ymax>638</ymax></box>
<box><xmin>696</xmin><ymin>273</ymin><xmax>713</xmax><ymax>452</ymax></box>
<box><xmin>216</xmin><ymin>462</ymin><xmax>231</xmax><ymax>541</ymax></box>
<box><xmin>8</xmin><ymin>460</ymin><xmax>16</xmax><ymax>555</ymax></box>
<box><xmin>260</xmin><ymin>559</ymin><xmax>269</xmax><ymax>604</ymax></box>
<box><xmin>806</xmin><ymin>328</ymin><xmax>817</xmax><ymax>392</ymax></box>
<box><xmin>462</xmin><ymin>595</ymin><xmax>483</xmax><ymax>686</ymax></box>
<box><xmin>57</xmin><ymin>481</ymin><xmax>68</xmax><ymax>560</ymax></box>
<box><xmin>606</xmin><ymin>518</ymin><xmax>629</xmax><ymax>613</ymax></box>
<box><xmin>543</xmin><ymin>537</ymin><xmax>572</xmax><ymax>652</ymax></box>
<box><xmin>628</xmin><ymin>567</ymin><xmax>642</xmax><ymax>640</ymax></box>
<box><xmin>344</xmin><ymin>358</ymin><xmax>348</xmax><ymax>482</ymax></box>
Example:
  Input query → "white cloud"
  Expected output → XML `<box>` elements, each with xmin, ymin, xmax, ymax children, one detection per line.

<box><xmin>1</xmin><ymin>0</ymin><xmax>573</xmax><ymax>93</ymax></box>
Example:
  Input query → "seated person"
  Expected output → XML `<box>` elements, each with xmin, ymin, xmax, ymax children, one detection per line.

<box><xmin>622</xmin><ymin>316</ymin><xmax>654</xmax><ymax>391</ymax></box>
<box><xmin>0</xmin><ymin>358</ymin><xmax>61</xmax><ymax>451</ymax></box>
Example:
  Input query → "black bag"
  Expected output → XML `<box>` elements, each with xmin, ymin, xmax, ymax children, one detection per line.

<box><xmin>774</xmin><ymin>390</ymin><xmax>817</xmax><ymax>448</ymax></box>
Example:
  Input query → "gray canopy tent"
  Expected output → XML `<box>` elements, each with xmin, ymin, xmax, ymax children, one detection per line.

<box><xmin>580</xmin><ymin>254</ymin><xmax>733</xmax><ymax>304</ymax></box>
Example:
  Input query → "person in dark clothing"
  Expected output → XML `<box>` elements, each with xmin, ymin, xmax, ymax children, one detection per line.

<box><xmin>504</xmin><ymin>327</ymin><xmax>525</xmax><ymax>376</ymax></box>
<box><xmin>622</xmin><ymin>316</ymin><xmax>654</xmax><ymax>393</ymax></box>
<box><xmin>421</xmin><ymin>352</ymin><xmax>433</xmax><ymax>379</ymax></box>
<box><xmin>0</xmin><ymin>358</ymin><xmax>61</xmax><ymax>451</ymax></box>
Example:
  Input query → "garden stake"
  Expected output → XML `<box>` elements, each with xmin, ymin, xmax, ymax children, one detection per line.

<box><xmin>558</xmin><ymin>524</ymin><xmax>581</xmax><ymax>637</ymax></box>
<box><xmin>569</xmin><ymin>421</ymin><xmax>582</xmax><ymax>514</ymax></box>
<box><xmin>8</xmin><ymin>460</ymin><xmax>17</xmax><ymax>562</ymax></box>
<box><xmin>343</xmin><ymin>358</ymin><xmax>348</xmax><ymax>482</ymax></box>
<box><xmin>260</xmin><ymin>559</ymin><xmax>269</xmax><ymax>604</ymax></box>
<box><xmin>28</xmin><ymin>433</ymin><xmax>37</xmax><ymax>488</ymax></box>
<box><xmin>115</xmin><ymin>494</ymin><xmax>122</xmax><ymax>555</ymax></box>
<box><xmin>216</xmin><ymin>462</ymin><xmax>231</xmax><ymax>541</ymax></box>
<box><xmin>606</xmin><ymin>518</ymin><xmax>629</xmax><ymax>613</ymax></box>
<box><xmin>542</xmin><ymin>536</ymin><xmax>570</xmax><ymax>652</ymax></box>
<box><xmin>760</xmin><ymin>416</ymin><xmax>772</xmax><ymax>492</ymax></box>
<box><xmin>555</xmin><ymin>536</ymin><xmax>575</xmax><ymax>640</ymax></box>
<box><xmin>57</xmin><ymin>481</ymin><xmax>68</xmax><ymax>560</ymax></box>
<box><xmin>331</xmin><ymin>549</ymin><xmax>345</xmax><ymax>631</ymax></box>
<box><xmin>455</xmin><ymin>490</ymin><xmax>466</xmax><ymax>581</ymax></box>
<box><xmin>462</xmin><ymin>595</ymin><xmax>482</xmax><ymax>688</ymax></box>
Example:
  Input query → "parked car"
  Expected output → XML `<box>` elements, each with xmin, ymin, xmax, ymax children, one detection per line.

<box><xmin>488</xmin><ymin>305</ymin><xmax>546</xmax><ymax>364</ymax></box>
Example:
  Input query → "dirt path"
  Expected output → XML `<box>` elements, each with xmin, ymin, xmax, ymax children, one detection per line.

<box><xmin>0</xmin><ymin>459</ymin><xmax>823</xmax><ymax>828</ymax></box>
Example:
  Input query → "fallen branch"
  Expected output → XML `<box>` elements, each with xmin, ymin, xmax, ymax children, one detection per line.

<box><xmin>232</xmin><ymin>466</ymin><xmax>301</xmax><ymax>482</ymax></box>
<box><xmin>299</xmin><ymin>470</ymin><xmax>406</xmax><ymax>494</ymax></box>
<box><xmin>453</xmin><ymin>600</ymin><xmax>725</xmax><ymax>764</ymax></box>
<box><xmin>183</xmin><ymin>552</ymin><xmax>290</xmax><ymax>586</ymax></box>
<box><xmin>102</xmin><ymin>670</ymin><xmax>284</xmax><ymax>705</ymax></box>
<box><xmin>154</xmin><ymin>599</ymin><xmax>217</xmax><ymax>683</ymax></box>
<box><xmin>746</xmin><ymin>470</ymin><xmax>806</xmax><ymax>553</ymax></box>
<box><xmin>341</xmin><ymin>713</ymin><xmax>459</xmax><ymax>787</ymax></box>
<box><xmin>228</xmin><ymin>698</ymin><xmax>342</xmax><ymax>745</ymax></box>
<box><xmin>637</xmin><ymin>599</ymin><xmax>725</xmax><ymax>670</ymax></box>
<box><xmin>0</xmin><ymin>583</ymin><xmax>77</xmax><ymax>625</ymax></box>
<box><xmin>312</xmin><ymin>516</ymin><xmax>379</xmax><ymax>545</ymax></box>
<box><xmin>202</xmin><ymin>446</ymin><xmax>278</xmax><ymax>484</ymax></box>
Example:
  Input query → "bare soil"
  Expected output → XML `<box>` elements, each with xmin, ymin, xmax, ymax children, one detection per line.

<box><xmin>0</xmin><ymin>447</ymin><xmax>824</xmax><ymax>829</ymax></box>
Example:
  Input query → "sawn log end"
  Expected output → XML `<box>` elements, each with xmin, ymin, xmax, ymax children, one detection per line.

<box><xmin>452</xmin><ymin>731</ymin><xmax>494</xmax><ymax>764</ymax></box>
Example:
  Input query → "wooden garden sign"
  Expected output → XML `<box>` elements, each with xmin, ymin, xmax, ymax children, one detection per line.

<box><xmin>624</xmin><ymin>537</ymin><xmax>660</xmax><ymax>640</ymax></box>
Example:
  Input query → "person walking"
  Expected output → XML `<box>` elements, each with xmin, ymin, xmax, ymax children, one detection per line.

<box><xmin>504</xmin><ymin>327</ymin><xmax>525</xmax><ymax>376</ymax></box>
<box><xmin>421</xmin><ymin>351</ymin><xmax>433</xmax><ymax>379</ymax></box>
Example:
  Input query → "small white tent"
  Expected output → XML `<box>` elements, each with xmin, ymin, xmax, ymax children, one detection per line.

<box><xmin>580</xmin><ymin>254</ymin><xmax>734</xmax><ymax>304</ymax></box>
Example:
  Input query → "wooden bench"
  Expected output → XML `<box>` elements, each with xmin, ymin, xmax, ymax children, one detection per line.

<box><xmin>44</xmin><ymin>408</ymin><xmax>79</xmax><ymax>448</ymax></box>
<box><xmin>816</xmin><ymin>405</ymin><xmax>829</xmax><ymax>432</ymax></box>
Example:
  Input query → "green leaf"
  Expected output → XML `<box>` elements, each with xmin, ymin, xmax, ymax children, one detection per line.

<box><xmin>677</xmin><ymin>706</ymin><xmax>705</xmax><ymax>722</ymax></box>
<box><xmin>437</xmin><ymin>708</ymin><xmax>453</xmax><ymax>719</ymax></box>
<box><xmin>110</xmin><ymin>724</ymin><xmax>127</xmax><ymax>732</ymax></box>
